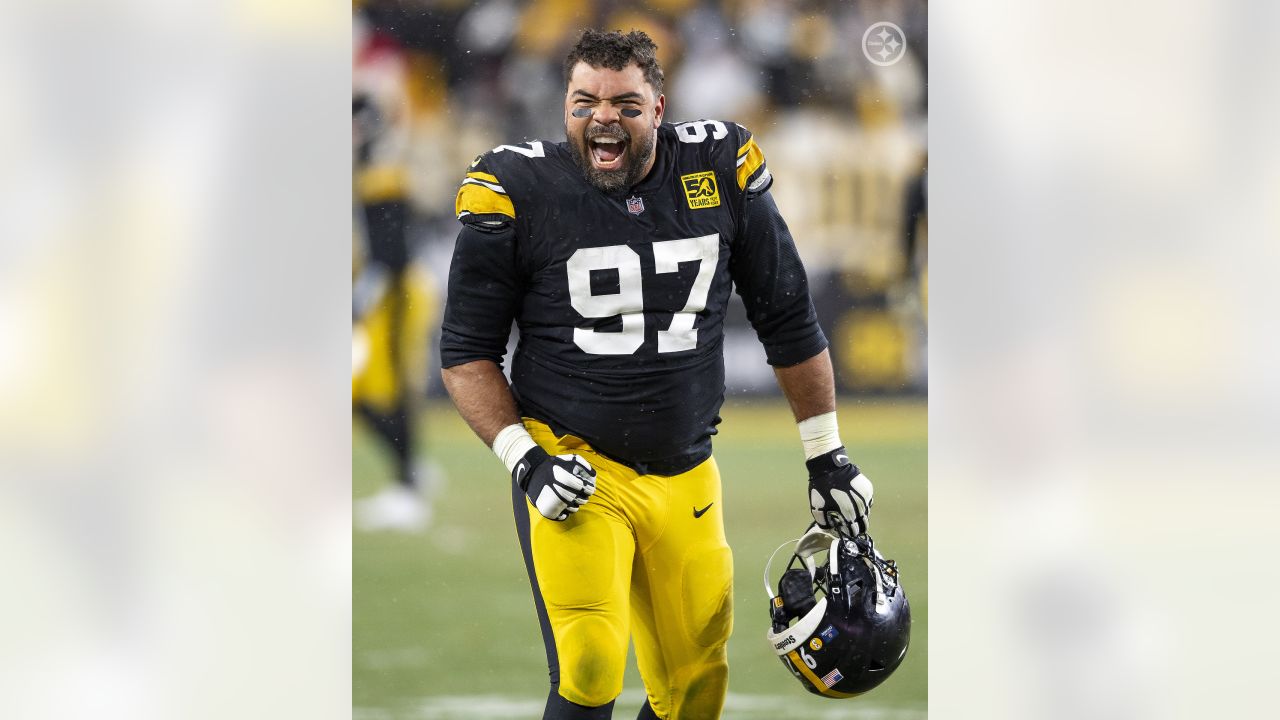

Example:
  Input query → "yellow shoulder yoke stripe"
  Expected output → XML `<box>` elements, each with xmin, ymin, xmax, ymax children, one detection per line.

<box><xmin>466</xmin><ymin>171</ymin><xmax>501</xmax><ymax>185</ymax></box>
<box><xmin>736</xmin><ymin>141</ymin><xmax>766</xmax><ymax>191</ymax></box>
<box><xmin>736</xmin><ymin>136</ymin><xmax>756</xmax><ymax>158</ymax></box>
<box><xmin>455</xmin><ymin>183</ymin><xmax>515</xmax><ymax>219</ymax></box>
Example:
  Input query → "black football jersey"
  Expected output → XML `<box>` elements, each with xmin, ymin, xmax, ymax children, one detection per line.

<box><xmin>441</xmin><ymin>121</ymin><xmax>826</xmax><ymax>474</ymax></box>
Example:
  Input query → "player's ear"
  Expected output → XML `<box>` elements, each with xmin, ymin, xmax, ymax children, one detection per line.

<box><xmin>653</xmin><ymin>93</ymin><xmax>665</xmax><ymax>127</ymax></box>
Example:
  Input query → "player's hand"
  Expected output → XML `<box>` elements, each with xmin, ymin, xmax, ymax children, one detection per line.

<box><xmin>806</xmin><ymin>447</ymin><xmax>873</xmax><ymax>535</ymax></box>
<box><xmin>513</xmin><ymin>446</ymin><xmax>597</xmax><ymax>521</ymax></box>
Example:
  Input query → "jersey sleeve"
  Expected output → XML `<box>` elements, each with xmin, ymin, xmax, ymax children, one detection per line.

<box><xmin>439</xmin><ymin>220</ymin><xmax>521</xmax><ymax>369</ymax></box>
<box><xmin>454</xmin><ymin>153</ymin><xmax>516</xmax><ymax>227</ymax></box>
<box><xmin>731</xmin><ymin>124</ymin><xmax>773</xmax><ymax>199</ymax></box>
<box><xmin>729</xmin><ymin>190</ymin><xmax>828</xmax><ymax>367</ymax></box>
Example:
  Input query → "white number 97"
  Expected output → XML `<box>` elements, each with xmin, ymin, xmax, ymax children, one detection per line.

<box><xmin>566</xmin><ymin>235</ymin><xmax>719</xmax><ymax>355</ymax></box>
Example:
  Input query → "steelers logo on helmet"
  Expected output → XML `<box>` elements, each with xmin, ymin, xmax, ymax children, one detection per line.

<box><xmin>763</xmin><ymin>525</ymin><xmax>911</xmax><ymax>699</ymax></box>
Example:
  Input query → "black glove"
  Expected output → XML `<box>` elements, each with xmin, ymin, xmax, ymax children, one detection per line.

<box><xmin>513</xmin><ymin>446</ymin><xmax>597</xmax><ymax>521</ymax></box>
<box><xmin>806</xmin><ymin>447</ymin><xmax>873</xmax><ymax>535</ymax></box>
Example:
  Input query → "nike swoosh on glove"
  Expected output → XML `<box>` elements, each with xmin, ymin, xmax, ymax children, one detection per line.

<box><xmin>513</xmin><ymin>446</ymin><xmax>597</xmax><ymax>521</ymax></box>
<box><xmin>806</xmin><ymin>446</ymin><xmax>874</xmax><ymax>535</ymax></box>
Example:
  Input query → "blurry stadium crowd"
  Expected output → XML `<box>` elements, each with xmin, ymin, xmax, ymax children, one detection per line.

<box><xmin>355</xmin><ymin>0</ymin><xmax>928</xmax><ymax>393</ymax></box>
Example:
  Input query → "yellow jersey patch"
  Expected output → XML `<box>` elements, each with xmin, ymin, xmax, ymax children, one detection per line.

<box><xmin>681</xmin><ymin>171</ymin><xmax>720</xmax><ymax>210</ymax></box>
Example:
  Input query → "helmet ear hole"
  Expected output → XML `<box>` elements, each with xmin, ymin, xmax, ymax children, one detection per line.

<box><xmin>849</xmin><ymin>578</ymin><xmax>864</xmax><ymax>597</ymax></box>
<box><xmin>778</xmin><ymin>569</ymin><xmax>816</xmax><ymax>619</ymax></box>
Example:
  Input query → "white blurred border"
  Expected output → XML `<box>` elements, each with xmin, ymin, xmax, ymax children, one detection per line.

<box><xmin>5</xmin><ymin>0</ymin><xmax>1279</xmax><ymax>717</ymax></box>
<box><xmin>932</xmin><ymin>1</ymin><xmax>1279</xmax><ymax>718</ymax></box>
<box><xmin>0</xmin><ymin>2</ymin><xmax>351</xmax><ymax>719</ymax></box>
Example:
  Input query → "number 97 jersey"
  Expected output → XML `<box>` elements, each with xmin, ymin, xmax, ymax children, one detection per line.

<box><xmin>442</xmin><ymin>120</ymin><xmax>827</xmax><ymax>476</ymax></box>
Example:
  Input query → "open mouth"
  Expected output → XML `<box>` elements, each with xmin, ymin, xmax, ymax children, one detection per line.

<box><xmin>589</xmin><ymin>135</ymin><xmax>627</xmax><ymax>170</ymax></box>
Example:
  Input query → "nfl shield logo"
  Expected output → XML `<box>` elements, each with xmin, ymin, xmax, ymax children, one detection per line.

<box><xmin>626</xmin><ymin>196</ymin><xmax>645</xmax><ymax>215</ymax></box>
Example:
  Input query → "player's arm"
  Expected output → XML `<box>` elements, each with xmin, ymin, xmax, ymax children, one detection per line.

<box><xmin>775</xmin><ymin>352</ymin><xmax>874</xmax><ymax>536</ymax></box>
<box><xmin>774</xmin><ymin>348</ymin><xmax>836</xmax><ymax>421</ymax></box>
<box><xmin>441</xmin><ymin>175</ymin><xmax>595</xmax><ymax>521</ymax></box>
<box><xmin>441</xmin><ymin>357</ymin><xmax>594</xmax><ymax>521</ymax></box>
<box><xmin>441</xmin><ymin>159</ymin><xmax>527</xmax><ymax>445</ymax></box>
<box><xmin>440</xmin><ymin>359</ymin><xmax>520</xmax><ymax>447</ymax></box>
<box><xmin>730</xmin><ymin>190</ymin><xmax>873</xmax><ymax>536</ymax></box>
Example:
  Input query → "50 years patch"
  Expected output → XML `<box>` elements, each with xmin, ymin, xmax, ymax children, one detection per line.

<box><xmin>681</xmin><ymin>171</ymin><xmax>720</xmax><ymax>209</ymax></box>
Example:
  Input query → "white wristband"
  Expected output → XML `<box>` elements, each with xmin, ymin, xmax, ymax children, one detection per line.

<box><xmin>492</xmin><ymin>423</ymin><xmax>539</xmax><ymax>473</ymax></box>
<box><xmin>798</xmin><ymin>411</ymin><xmax>843</xmax><ymax>460</ymax></box>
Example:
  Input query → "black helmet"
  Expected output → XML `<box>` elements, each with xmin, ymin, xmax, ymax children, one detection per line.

<box><xmin>764</xmin><ymin>525</ymin><xmax>911</xmax><ymax>698</ymax></box>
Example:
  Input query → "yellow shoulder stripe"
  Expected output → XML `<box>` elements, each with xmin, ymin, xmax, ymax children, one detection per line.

<box><xmin>466</xmin><ymin>171</ymin><xmax>501</xmax><ymax>185</ymax></box>
<box><xmin>736</xmin><ymin>139</ymin><xmax>766</xmax><ymax>191</ymax></box>
<box><xmin>455</xmin><ymin>183</ymin><xmax>515</xmax><ymax>219</ymax></box>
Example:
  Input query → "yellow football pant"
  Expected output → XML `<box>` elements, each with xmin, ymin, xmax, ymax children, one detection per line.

<box><xmin>517</xmin><ymin>420</ymin><xmax>734</xmax><ymax>719</ymax></box>
<box><xmin>351</xmin><ymin>265</ymin><xmax>434</xmax><ymax>412</ymax></box>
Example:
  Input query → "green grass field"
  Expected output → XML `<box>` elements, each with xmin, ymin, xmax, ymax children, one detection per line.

<box><xmin>354</xmin><ymin>398</ymin><xmax>926</xmax><ymax>719</ymax></box>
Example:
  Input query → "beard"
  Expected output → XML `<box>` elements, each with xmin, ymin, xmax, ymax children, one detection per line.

<box><xmin>567</xmin><ymin>123</ymin><xmax>657</xmax><ymax>194</ymax></box>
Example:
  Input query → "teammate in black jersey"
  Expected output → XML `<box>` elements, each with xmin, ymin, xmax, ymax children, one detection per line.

<box><xmin>441</xmin><ymin>30</ymin><xmax>875</xmax><ymax>720</ymax></box>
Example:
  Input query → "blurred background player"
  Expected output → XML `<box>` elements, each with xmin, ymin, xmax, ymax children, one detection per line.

<box><xmin>352</xmin><ymin>11</ymin><xmax>442</xmax><ymax>532</ymax></box>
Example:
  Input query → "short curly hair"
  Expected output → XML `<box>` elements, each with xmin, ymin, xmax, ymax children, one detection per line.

<box><xmin>563</xmin><ymin>29</ymin><xmax>664</xmax><ymax>95</ymax></box>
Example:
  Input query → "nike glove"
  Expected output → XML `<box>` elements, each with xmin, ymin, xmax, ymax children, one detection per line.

<box><xmin>806</xmin><ymin>446</ymin><xmax>874</xmax><ymax>536</ymax></box>
<box><xmin>513</xmin><ymin>446</ymin><xmax>597</xmax><ymax>521</ymax></box>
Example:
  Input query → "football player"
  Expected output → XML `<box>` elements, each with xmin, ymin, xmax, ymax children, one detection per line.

<box><xmin>352</xmin><ymin>15</ymin><xmax>438</xmax><ymax>532</ymax></box>
<box><xmin>440</xmin><ymin>30</ymin><xmax>874</xmax><ymax>719</ymax></box>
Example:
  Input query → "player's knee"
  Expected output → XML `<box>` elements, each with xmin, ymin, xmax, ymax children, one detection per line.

<box><xmin>556</xmin><ymin>614</ymin><xmax>628</xmax><ymax>706</ymax></box>
<box><xmin>558</xmin><ymin>648</ymin><xmax>625</xmax><ymax>707</ymax></box>
<box><xmin>682</xmin><ymin>546</ymin><xmax>734</xmax><ymax>648</ymax></box>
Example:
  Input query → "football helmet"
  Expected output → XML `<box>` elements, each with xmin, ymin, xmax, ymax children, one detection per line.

<box><xmin>764</xmin><ymin>525</ymin><xmax>911</xmax><ymax>698</ymax></box>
